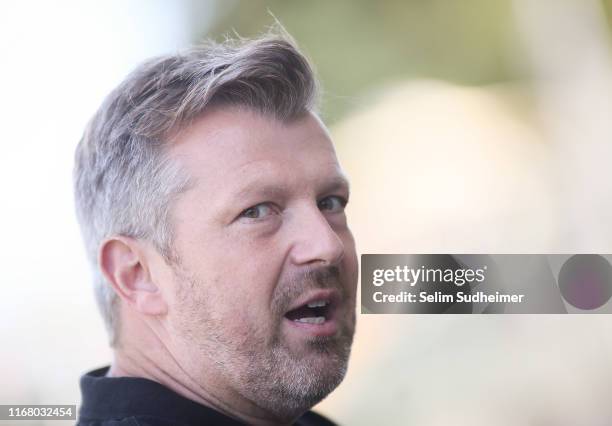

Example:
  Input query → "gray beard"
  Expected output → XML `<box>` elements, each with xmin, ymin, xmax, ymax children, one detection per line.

<box><xmin>173</xmin><ymin>264</ymin><xmax>356</xmax><ymax>421</ymax></box>
<box><xmin>239</xmin><ymin>326</ymin><xmax>354</xmax><ymax>419</ymax></box>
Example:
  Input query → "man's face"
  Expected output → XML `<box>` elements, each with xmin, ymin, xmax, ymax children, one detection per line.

<box><xmin>163</xmin><ymin>107</ymin><xmax>358</xmax><ymax>417</ymax></box>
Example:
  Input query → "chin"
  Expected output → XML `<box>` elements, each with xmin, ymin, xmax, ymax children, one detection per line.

<box><xmin>241</xmin><ymin>335</ymin><xmax>353</xmax><ymax>420</ymax></box>
<box><xmin>258</xmin><ymin>359</ymin><xmax>349</xmax><ymax>420</ymax></box>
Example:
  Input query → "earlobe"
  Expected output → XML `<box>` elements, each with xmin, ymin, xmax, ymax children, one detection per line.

<box><xmin>134</xmin><ymin>290</ymin><xmax>168</xmax><ymax>316</ymax></box>
<box><xmin>98</xmin><ymin>236</ymin><xmax>168</xmax><ymax>316</ymax></box>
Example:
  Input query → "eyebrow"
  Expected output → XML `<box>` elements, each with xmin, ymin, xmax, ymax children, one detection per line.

<box><xmin>321</xmin><ymin>175</ymin><xmax>351</xmax><ymax>196</ymax></box>
<box><xmin>232</xmin><ymin>174</ymin><xmax>351</xmax><ymax>202</ymax></box>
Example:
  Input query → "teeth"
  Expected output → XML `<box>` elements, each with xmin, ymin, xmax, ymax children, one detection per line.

<box><xmin>294</xmin><ymin>316</ymin><xmax>325</xmax><ymax>324</ymax></box>
<box><xmin>307</xmin><ymin>300</ymin><xmax>328</xmax><ymax>308</ymax></box>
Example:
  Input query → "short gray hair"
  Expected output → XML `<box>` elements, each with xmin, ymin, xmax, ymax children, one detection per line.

<box><xmin>73</xmin><ymin>32</ymin><xmax>319</xmax><ymax>347</ymax></box>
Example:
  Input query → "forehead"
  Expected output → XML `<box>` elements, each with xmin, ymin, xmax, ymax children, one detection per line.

<box><xmin>169</xmin><ymin>107</ymin><xmax>345</xmax><ymax>193</ymax></box>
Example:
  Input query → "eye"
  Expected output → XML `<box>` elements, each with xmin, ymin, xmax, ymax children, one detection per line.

<box><xmin>318</xmin><ymin>195</ymin><xmax>348</xmax><ymax>213</ymax></box>
<box><xmin>239</xmin><ymin>203</ymin><xmax>276</xmax><ymax>220</ymax></box>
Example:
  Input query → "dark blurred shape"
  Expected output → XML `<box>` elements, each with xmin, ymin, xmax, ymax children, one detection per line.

<box><xmin>559</xmin><ymin>254</ymin><xmax>612</xmax><ymax>310</ymax></box>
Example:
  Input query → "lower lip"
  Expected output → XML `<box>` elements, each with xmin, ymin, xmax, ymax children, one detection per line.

<box><xmin>283</xmin><ymin>317</ymin><xmax>339</xmax><ymax>337</ymax></box>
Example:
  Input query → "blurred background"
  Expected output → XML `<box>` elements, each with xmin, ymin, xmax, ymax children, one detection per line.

<box><xmin>2</xmin><ymin>0</ymin><xmax>612</xmax><ymax>425</ymax></box>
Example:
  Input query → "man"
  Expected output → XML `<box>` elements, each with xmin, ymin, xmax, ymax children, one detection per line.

<box><xmin>73</xmin><ymin>32</ymin><xmax>358</xmax><ymax>426</ymax></box>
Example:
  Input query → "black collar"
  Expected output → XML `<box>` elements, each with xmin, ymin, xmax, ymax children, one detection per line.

<box><xmin>78</xmin><ymin>366</ymin><xmax>336</xmax><ymax>426</ymax></box>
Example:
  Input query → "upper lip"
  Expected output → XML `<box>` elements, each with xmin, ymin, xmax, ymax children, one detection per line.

<box><xmin>284</xmin><ymin>289</ymin><xmax>341</xmax><ymax>315</ymax></box>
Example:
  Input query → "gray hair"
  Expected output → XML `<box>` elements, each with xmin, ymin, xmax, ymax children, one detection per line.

<box><xmin>73</xmin><ymin>32</ymin><xmax>319</xmax><ymax>347</ymax></box>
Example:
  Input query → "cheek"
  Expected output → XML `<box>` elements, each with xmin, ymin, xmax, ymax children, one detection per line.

<box><xmin>186</xmin><ymin>237</ymin><xmax>286</xmax><ymax>319</ymax></box>
<box><xmin>171</xmin><ymin>272</ymin><xmax>260</xmax><ymax>347</ymax></box>
<box><xmin>225</xmin><ymin>229</ymin><xmax>287</xmax><ymax>282</ymax></box>
<box><xmin>340</xmin><ymin>231</ymin><xmax>359</xmax><ymax>295</ymax></box>
<box><xmin>175</xmin><ymin>218</ymin><xmax>289</xmax><ymax>315</ymax></box>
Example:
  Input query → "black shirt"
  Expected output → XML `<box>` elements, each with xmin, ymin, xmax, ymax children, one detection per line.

<box><xmin>77</xmin><ymin>366</ymin><xmax>337</xmax><ymax>426</ymax></box>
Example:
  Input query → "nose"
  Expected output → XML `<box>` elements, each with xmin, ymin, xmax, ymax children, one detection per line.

<box><xmin>288</xmin><ymin>204</ymin><xmax>345</xmax><ymax>267</ymax></box>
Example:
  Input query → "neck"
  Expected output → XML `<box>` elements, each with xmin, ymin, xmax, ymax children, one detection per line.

<box><xmin>108</xmin><ymin>316</ymin><xmax>298</xmax><ymax>426</ymax></box>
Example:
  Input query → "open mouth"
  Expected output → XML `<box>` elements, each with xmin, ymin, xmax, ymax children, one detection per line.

<box><xmin>285</xmin><ymin>299</ymin><xmax>332</xmax><ymax>324</ymax></box>
<box><xmin>282</xmin><ymin>290</ymin><xmax>341</xmax><ymax>338</ymax></box>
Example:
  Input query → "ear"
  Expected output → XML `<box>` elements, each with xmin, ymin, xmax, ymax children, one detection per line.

<box><xmin>98</xmin><ymin>236</ymin><xmax>168</xmax><ymax>316</ymax></box>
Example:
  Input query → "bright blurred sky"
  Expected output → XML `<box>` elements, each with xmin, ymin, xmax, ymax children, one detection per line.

<box><xmin>0</xmin><ymin>0</ymin><xmax>209</xmax><ymax>401</ymax></box>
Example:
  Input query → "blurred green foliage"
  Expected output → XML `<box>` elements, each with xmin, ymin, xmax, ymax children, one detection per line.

<box><xmin>195</xmin><ymin>0</ymin><xmax>612</xmax><ymax>123</ymax></box>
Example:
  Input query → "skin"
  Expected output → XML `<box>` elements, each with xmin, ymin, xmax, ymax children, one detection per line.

<box><xmin>99</xmin><ymin>107</ymin><xmax>358</xmax><ymax>426</ymax></box>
